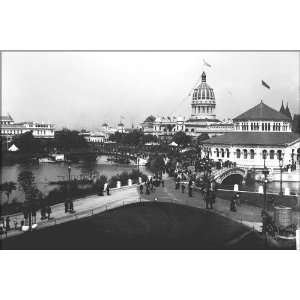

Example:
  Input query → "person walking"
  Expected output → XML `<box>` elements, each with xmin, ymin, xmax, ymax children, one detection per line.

<box><xmin>46</xmin><ymin>206</ymin><xmax>52</xmax><ymax>220</ymax></box>
<box><xmin>139</xmin><ymin>184</ymin><xmax>144</xmax><ymax>194</ymax></box>
<box><xmin>161</xmin><ymin>179</ymin><xmax>164</xmax><ymax>188</ymax></box>
<box><xmin>41</xmin><ymin>205</ymin><xmax>46</xmax><ymax>219</ymax></box>
<box><xmin>146</xmin><ymin>184</ymin><xmax>150</xmax><ymax>195</ymax></box>
<box><xmin>69</xmin><ymin>201</ymin><xmax>74</xmax><ymax>213</ymax></box>
<box><xmin>230</xmin><ymin>194</ymin><xmax>237</xmax><ymax>212</ymax></box>
<box><xmin>106</xmin><ymin>184</ymin><xmax>110</xmax><ymax>196</ymax></box>
<box><xmin>14</xmin><ymin>219</ymin><xmax>18</xmax><ymax>230</ymax></box>
<box><xmin>188</xmin><ymin>179</ymin><xmax>193</xmax><ymax>197</ymax></box>
<box><xmin>181</xmin><ymin>183</ymin><xmax>185</xmax><ymax>193</ymax></box>
<box><xmin>5</xmin><ymin>216</ymin><xmax>10</xmax><ymax>231</ymax></box>
<box><xmin>64</xmin><ymin>201</ymin><xmax>69</xmax><ymax>213</ymax></box>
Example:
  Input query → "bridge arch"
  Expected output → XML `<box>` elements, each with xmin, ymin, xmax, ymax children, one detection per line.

<box><xmin>214</xmin><ymin>167</ymin><xmax>247</xmax><ymax>184</ymax></box>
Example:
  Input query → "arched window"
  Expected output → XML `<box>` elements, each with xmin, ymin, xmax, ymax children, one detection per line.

<box><xmin>243</xmin><ymin>149</ymin><xmax>247</xmax><ymax>159</ymax></box>
<box><xmin>221</xmin><ymin>148</ymin><xmax>225</xmax><ymax>158</ymax></box>
<box><xmin>191</xmin><ymin>128</ymin><xmax>194</xmax><ymax>133</ymax></box>
<box><xmin>270</xmin><ymin>150</ymin><xmax>275</xmax><ymax>159</ymax></box>
<box><xmin>185</xmin><ymin>128</ymin><xmax>189</xmax><ymax>132</ymax></box>
<box><xmin>262</xmin><ymin>149</ymin><xmax>267</xmax><ymax>159</ymax></box>
<box><xmin>277</xmin><ymin>150</ymin><xmax>282</xmax><ymax>160</ymax></box>
<box><xmin>268</xmin><ymin>123</ymin><xmax>270</xmax><ymax>131</ymax></box>
<box><xmin>236</xmin><ymin>149</ymin><xmax>241</xmax><ymax>159</ymax></box>
<box><xmin>216</xmin><ymin>148</ymin><xmax>219</xmax><ymax>157</ymax></box>
<box><xmin>226</xmin><ymin>148</ymin><xmax>230</xmax><ymax>158</ymax></box>
<box><xmin>250</xmin><ymin>149</ymin><xmax>254</xmax><ymax>159</ymax></box>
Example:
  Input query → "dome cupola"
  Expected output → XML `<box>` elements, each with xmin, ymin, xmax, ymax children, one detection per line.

<box><xmin>191</xmin><ymin>71</ymin><xmax>216</xmax><ymax>120</ymax></box>
<box><xmin>192</xmin><ymin>72</ymin><xmax>215</xmax><ymax>101</ymax></box>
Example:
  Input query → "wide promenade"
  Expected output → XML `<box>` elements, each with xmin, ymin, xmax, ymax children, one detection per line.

<box><xmin>2</xmin><ymin>176</ymin><xmax>300</xmax><ymax>240</ymax></box>
<box><xmin>1</xmin><ymin>185</ymin><xmax>144</xmax><ymax>239</ymax></box>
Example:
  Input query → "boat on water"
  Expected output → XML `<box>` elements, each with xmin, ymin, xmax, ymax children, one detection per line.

<box><xmin>38</xmin><ymin>157</ymin><xmax>56</xmax><ymax>163</ymax></box>
<box><xmin>38</xmin><ymin>153</ymin><xmax>65</xmax><ymax>163</ymax></box>
<box><xmin>50</xmin><ymin>153</ymin><xmax>65</xmax><ymax>162</ymax></box>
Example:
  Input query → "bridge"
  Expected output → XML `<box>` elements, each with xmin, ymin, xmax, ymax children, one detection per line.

<box><xmin>212</xmin><ymin>167</ymin><xmax>247</xmax><ymax>184</ymax></box>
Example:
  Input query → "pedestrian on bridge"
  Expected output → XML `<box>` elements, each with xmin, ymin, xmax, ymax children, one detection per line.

<box><xmin>106</xmin><ymin>185</ymin><xmax>110</xmax><ymax>196</ymax></box>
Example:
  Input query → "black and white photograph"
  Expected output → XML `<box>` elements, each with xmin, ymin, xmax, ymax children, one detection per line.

<box><xmin>1</xmin><ymin>51</ymin><xmax>299</xmax><ymax>250</ymax></box>
<box><xmin>1</xmin><ymin>2</ymin><xmax>300</xmax><ymax>300</ymax></box>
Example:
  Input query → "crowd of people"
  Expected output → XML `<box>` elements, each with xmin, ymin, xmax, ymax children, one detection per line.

<box><xmin>139</xmin><ymin>176</ymin><xmax>165</xmax><ymax>195</ymax></box>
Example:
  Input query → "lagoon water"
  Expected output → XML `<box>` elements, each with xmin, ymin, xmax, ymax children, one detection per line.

<box><xmin>1</xmin><ymin>155</ymin><xmax>299</xmax><ymax>204</ymax></box>
<box><xmin>1</xmin><ymin>155</ymin><xmax>149</xmax><ymax>204</ymax></box>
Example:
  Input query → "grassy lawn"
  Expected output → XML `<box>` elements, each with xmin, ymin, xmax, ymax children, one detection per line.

<box><xmin>216</xmin><ymin>190</ymin><xmax>298</xmax><ymax>211</ymax></box>
<box><xmin>1</xmin><ymin>202</ymin><xmax>261</xmax><ymax>250</ymax></box>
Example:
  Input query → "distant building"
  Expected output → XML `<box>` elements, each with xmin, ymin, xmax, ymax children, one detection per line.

<box><xmin>0</xmin><ymin>114</ymin><xmax>55</xmax><ymax>139</ymax></box>
<box><xmin>203</xmin><ymin>101</ymin><xmax>300</xmax><ymax>169</ymax></box>
<box><xmin>79</xmin><ymin>122</ymin><xmax>126</xmax><ymax>143</ymax></box>
<box><xmin>141</xmin><ymin>72</ymin><xmax>234</xmax><ymax>139</ymax></box>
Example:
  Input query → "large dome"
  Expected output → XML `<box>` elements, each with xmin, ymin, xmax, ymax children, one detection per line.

<box><xmin>192</xmin><ymin>72</ymin><xmax>215</xmax><ymax>100</ymax></box>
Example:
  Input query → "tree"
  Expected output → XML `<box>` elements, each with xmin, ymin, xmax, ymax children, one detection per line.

<box><xmin>172</xmin><ymin>132</ymin><xmax>191</xmax><ymax>147</ymax></box>
<box><xmin>0</xmin><ymin>181</ymin><xmax>17</xmax><ymax>203</ymax></box>
<box><xmin>13</xmin><ymin>131</ymin><xmax>42</xmax><ymax>153</ymax></box>
<box><xmin>17</xmin><ymin>171</ymin><xmax>36</xmax><ymax>202</ymax></box>
<box><xmin>54</xmin><ymin>129</ymin><xmax>88</xmax><ymax>151</ymax></box>
<box><xmin>17</xmin><ymin>171</ymin><xmax>39</xmax><ymax>228</ymax></box>
<box><xmin>150</xmin><ymin>155</ymin><xmax>165</xmax><ymax>177</ymax></box>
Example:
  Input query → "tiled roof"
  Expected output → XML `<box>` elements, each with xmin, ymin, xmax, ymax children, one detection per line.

<box><xmin>233</xmin><ymin>101</ymin><xmax>290</xmax><ymax>121</ymax></box>
<box><xmin>203</xmin><ymin>132</ymin><xmax>300</xmax><ymax>146</ymax></box>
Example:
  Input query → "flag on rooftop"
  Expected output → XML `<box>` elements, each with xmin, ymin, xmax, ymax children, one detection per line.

<box><xmin>262</xmin><ymin>80</ymin><xmax>271</xmax><ymax>89</ymax></box>
<box><xmin>203</xmin><ymin>59</ymin><xmax>212</xmax><ymax>68</ymax></box>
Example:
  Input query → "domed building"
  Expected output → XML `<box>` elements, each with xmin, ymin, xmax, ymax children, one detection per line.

<box><xmin>191</xmin><ymin>72</ymin><xmax>216</xmax><ymax>120</ymax></box>
<box><xmin>141</xmin><ymin>71</ymin><xmax>234</xmax><ymax>140</ymax></box>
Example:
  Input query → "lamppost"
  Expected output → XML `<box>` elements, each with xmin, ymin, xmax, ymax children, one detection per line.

<box><xmin>67</xmin><ymin>164</ymin><xmax>72</xmax><ymax>212</ymax></box>
<box><xmin>279</xmin><ymin>157</ymin><xmax>283</xmax><ymax>196</ymax></box>
<box><xmin>262</xmin><ymin>151</ymin><xmax>269</xmax><ymax>211</ymax></box>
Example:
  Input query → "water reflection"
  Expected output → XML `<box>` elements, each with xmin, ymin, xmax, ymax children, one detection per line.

<box><xmin>1</xmin><ymin>156</ymin><xmax>148</xmax><ymax>204</ymax></box>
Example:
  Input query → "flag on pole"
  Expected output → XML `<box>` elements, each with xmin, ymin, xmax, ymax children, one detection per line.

<box><xmin>203</xmin><ymin>59</ymin><xmax>212</xmax><ymax>68</ymax></box>
<box><xmin>262</xmin><ymin>80</ymin><xmax>271</xmax><ymax>89</ymax></box>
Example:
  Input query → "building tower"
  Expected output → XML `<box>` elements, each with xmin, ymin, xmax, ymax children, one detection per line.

<box><xmin>279</xmin><ymin>100</ymin><xmax>285</xmax><ymax>115</ymax></box>
<box><xmin>191</xmin><ymin>72</ymin><xmax>216</xmax><ymax>120</ymax></box>
<box><xmin>285</xmin><ymin>102</ymin><xmax>292</xmax><ymax>119</ymax></box>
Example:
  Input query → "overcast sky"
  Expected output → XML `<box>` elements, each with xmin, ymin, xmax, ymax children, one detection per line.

<box><xmin>2</xmin><ymin>52</ymin><xmax>299</xmax><ymax>130</ymax></box>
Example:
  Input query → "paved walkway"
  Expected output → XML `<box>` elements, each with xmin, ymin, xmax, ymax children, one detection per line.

<box><xmin>2</xmin><ymin>177</ymin><xmax>300</xmax><ymax>240</ymax></box>
<box><xmin>1</xmin><ymin>185</ymin><xmax>143</xmax><ymax>239</ymax></box>
<box><xmin>146</xmin><ymin>178</ymin><xmax>300</xmax><ymax>231</ymax></box>
<box><xmin>141</xmin><ymin>179</ymin><xmax>276</xmax><ymax>232</ymax></box>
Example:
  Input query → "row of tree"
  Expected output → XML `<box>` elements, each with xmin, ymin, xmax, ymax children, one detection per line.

<box><xmin>109</xmin><ymin>130</ymin><xmax>158</xmax><ymax>146</ymax></box>
<box><xmin>9</xmin><ymin>129</ymin><xmax>89</xmax><ymax>154</ymax></box>
<box><xmin>108</xmin><ymin>130</ymin><xmax>209</xmax><ymax>147</ymax></box>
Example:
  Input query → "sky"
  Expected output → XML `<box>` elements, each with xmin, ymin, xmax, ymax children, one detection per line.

<box><xmin>2</xmin><ymin>51</ymin><xmax>299</xmax><ymax>130</ymax></box>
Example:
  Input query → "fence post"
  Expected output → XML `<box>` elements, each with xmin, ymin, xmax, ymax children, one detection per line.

<box><xmin>284</xmin><ymin>187</ymin><xmax>290</xmax><ymax>196</ymax></box>
<box><xmin>117</xmin><ymin>181</ymin><xmax>121</xmax><ymax>189</ymax></box>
